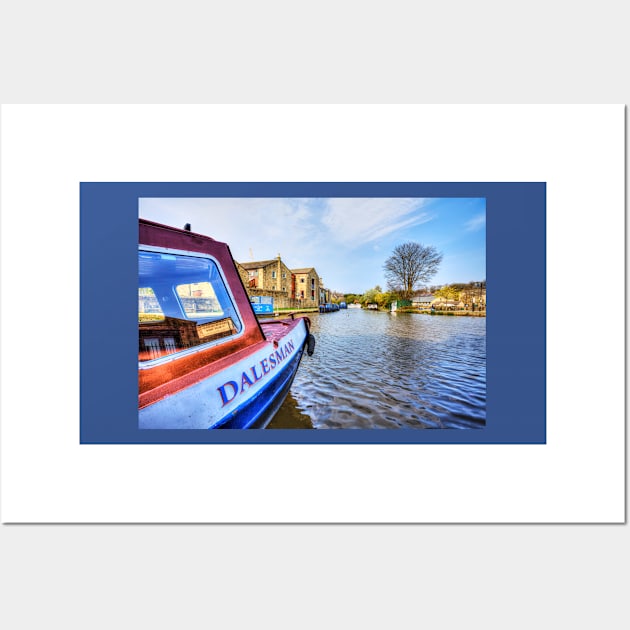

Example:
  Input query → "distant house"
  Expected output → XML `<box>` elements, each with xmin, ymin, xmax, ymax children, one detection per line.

<box><xmin>412</xmin><ymin>295</ymin><xmax>436</xmax><ymax>309</ymax></box>
<box><xmin>433</xmin><ymin>297</ymin><xmax>465</xmax><ymax>310</ymax></box>
<box><xmin>291</xmin><ymin>267</ymin><xmax>322</xmax><ymax>306</ymax></box>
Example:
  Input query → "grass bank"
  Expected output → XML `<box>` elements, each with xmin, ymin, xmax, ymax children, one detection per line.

<box><xmin>419</xmin><ymin>310</ymin><xmax>485</xmax><ymax>317</ymax></box>
<box><xmin>392</xmin><ymin>307</ymin><xmax>485</xmax><ymax>317</ymax></box>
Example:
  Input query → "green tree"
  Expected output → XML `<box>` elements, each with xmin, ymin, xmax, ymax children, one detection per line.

<box><xmin>434</xmin><ymin>284</ymin><xmax>460</xmax><ymax>308</ymax></box>
<box><xmin>361</xmin><ymin>287</ymin><xmax>378</xmax><ymax>306</ymax></box>
<box><xmin>375</xmin><ymin>291</ymin><xmax>397</xmax><ymax>308</ymax></box>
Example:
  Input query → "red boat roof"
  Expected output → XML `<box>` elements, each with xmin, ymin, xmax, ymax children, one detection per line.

<box><xmin>139</xmin><ymin>218</ymin><xmax>227</xmax><ymax>249</ymax></box>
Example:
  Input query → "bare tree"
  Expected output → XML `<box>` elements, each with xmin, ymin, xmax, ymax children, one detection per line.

<box><xmin>383</xmin><ymin>242</ymin><xmax>443</xmax><ymax>299</ymax></box>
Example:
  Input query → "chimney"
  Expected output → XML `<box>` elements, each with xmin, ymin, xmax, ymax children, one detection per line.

<box><xmin>277</xmin><ymin>254</ymin><xmax>281</xmax><ymax>290</ymax></box>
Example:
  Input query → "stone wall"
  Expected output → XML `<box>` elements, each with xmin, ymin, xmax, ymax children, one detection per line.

<box><xmin>234</xmin><ymin>262</ymin><xmax>250</xmax><ymax>290</ymax></box>
<box><xmin>248</xmin><ymin>287</ymin><xmax>310</xmax><ymax>310</ymax></box>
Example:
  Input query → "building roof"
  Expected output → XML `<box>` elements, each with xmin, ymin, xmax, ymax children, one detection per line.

<box><xmin>239</xmin><ymin>259</ymin><xmax>278</xmax><ymax>270</ymax></box>
<box><xmin>413</xmin><ymin>295</ymin><xmax>435</xmax><ymax>303</ymax></box>
<box><xmin>291</xmin><ymin>267</ymin><xmax>315</xmax><ymax>274</ymax></box>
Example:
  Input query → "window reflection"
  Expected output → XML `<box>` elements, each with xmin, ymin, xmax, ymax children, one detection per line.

<box><xmin>139</xmin><ymin>251</ymin><xmax>242</xmax><ymax>362</ymax></box>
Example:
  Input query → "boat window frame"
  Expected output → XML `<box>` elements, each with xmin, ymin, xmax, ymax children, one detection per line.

<box><xmin>138</xmin><ymin>245</ymin><xmax>246</xmax><ymax>369</ymax></box>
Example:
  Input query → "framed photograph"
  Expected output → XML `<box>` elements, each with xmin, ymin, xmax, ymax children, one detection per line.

<box><xmin>80</xmin><ymin>182</ymin><xmax>544</xmax><ymax>444</ymax></box>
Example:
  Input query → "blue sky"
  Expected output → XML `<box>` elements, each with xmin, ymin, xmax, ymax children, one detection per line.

<box><xmin>139</xmin><ymin>197</ymin><xmax>486</xmax><ymax>294</ymax></box>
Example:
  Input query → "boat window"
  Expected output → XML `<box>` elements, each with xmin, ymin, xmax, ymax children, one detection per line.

<box><xmin>138</xmin><ymin>251</ymin><xmax>242</xmax><ymax>363</ymax></box>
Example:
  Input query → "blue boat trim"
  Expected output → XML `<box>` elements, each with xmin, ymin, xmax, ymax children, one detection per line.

<box><xmin>217</xmin><ymin>342</ymin><xmax>306</xmax><ymax>429</ymax></box>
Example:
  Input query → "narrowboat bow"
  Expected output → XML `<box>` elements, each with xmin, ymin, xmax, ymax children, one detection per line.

<box><xmin>138</xmin><ymin>219</ymin><xmax>315</xmax><ymax>429</ymax></box>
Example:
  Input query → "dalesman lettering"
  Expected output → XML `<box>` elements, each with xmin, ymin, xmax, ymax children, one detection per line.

<box><xmin>217</xmin><ymin>340</ymin><xmax>296</xmax><ymax>406</ymax></box>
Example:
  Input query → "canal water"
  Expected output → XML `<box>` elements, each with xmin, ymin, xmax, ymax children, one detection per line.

<box><xmin>268</xmin><ymin>309</ymin><xmax>486</xmax><ymax>429</ymax></box>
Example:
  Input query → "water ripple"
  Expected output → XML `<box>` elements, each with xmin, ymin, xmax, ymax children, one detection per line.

<box><xmin>268</xmin><ymin>310</ymin><xmax>486</xmax><ymax>429</ymax></box>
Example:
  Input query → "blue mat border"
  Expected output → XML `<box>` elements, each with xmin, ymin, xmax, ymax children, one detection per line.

<box><xmin>80</xmin><ymin>182</ymin><xmax>545</xmax><ymax>444</ymax></box>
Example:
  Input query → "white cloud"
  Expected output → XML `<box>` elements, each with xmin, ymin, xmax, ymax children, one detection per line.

<box><xmin>321</xmin><ymin>198</ymin><xmax>432</xmax><ymax>246</ymax></box>
<box><xmin>465</xmin><ymin>213</ymin><xmax>486</xmax><ymax>231</ymax></box>
<box><xmin>138</xmin><ymin>197</ymin><xmax>435</xmax><ymax>292</ymax></box>
<box><xmin>139</xmin><ymin>197</ymin><xmax>323</xmax><ymax>269</ymax></box>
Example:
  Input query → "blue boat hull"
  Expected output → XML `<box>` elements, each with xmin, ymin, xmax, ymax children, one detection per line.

<box><xmin>139</xmin><ymin>318</ymin><xmax>310</xmax><ymax>430</ymax></box>
<box><xmin>219</xmin><ymin>341</ymin><xmax>306</xmax><ymax>429</ymax></box>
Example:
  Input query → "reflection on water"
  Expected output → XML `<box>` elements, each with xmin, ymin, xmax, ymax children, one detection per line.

<box><xmin>266</xmin><ymin>392</ymin><xmax>314</xmax><ymax>429</ymax></box>
<box><xmin>268</xmin><ymin>309</ymin><xmax>486</xmax><ymax>429</ymax></box>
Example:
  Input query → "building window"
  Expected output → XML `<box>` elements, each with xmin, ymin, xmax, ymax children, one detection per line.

<box><xmin>300</xmin><ymin>278</ymin><xmax>305</xmax><ymax>283</ymax></box>
<box><xmin>138</xmin><ymin>287</ymin><xmax>164</xmax><ymax>322</ymax></box>
<box><xmin>143</xmin><ymin>338</ymin><xmax>161</xmax><ymax>360</ymax></box>
<box><xmin>282</xmin><ymin>272</ymin><xmax>286</xmax><ymax>279</ymax></box>
<box><xmin>311</xmin><ymin>290</ymin><xmax>315</xmax><ymax>299</ymax></box>
<box><xmin>272</xmin><ymin>271</ymin><xmax>277</xmax><ymax>279</ymax></box>
<box><xmin>176</xmin><ymin>281</ymin><xmax>222</xmax><ymax>318</ymax></box>
<box><xmin>163</xmin><ymin>337</ymin><xmax>177</xmax><ymax>353</ymax></box>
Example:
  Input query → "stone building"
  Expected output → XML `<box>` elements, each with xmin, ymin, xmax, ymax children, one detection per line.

<box><xmin>291</xmin><ymin>267</ymin><xmax>321</xmax><ymax>306</ymax></box>
<box><xmin>239</xmin><ymin>255</ymin><xmax>293</xmax><ymax>294</ymax></box>
<box><xmin>236</xmin><ymin>256</ymin><xmax>327</xmax><ymax>308</ymax></box>
<box><xmin>234</xmin><ymin>261</ymin><xmax>250</xmax><ymax>290</ymax></box>
<box><xmin>319</xmin><ymin>283</ymin><xmax>329</xmax><ymax>304</ymax></box>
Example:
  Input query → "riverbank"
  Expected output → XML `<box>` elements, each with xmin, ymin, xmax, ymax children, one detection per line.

<box><xmin>391</xmin><ymin>307</ymin><xmax>486</xmax><ymax>317</ymax></box>
<box><xmin>276</xmin><ymin>307</ymin><xmax>319</xmax><ymax>313</ymax></box>
<box><xmin>264</xmin><ymin>306</ymin><xmax>486</xmax><ymax>317</ymax></box>
<box><xmin>257</xmin><ymin>307</ymin><xmax>320</xmax><ymax>319</ymax></box>
<box><xmin>419</xmin><ymin>310</ymin><xmax>486</xmax><ymax>317</ymax></box>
